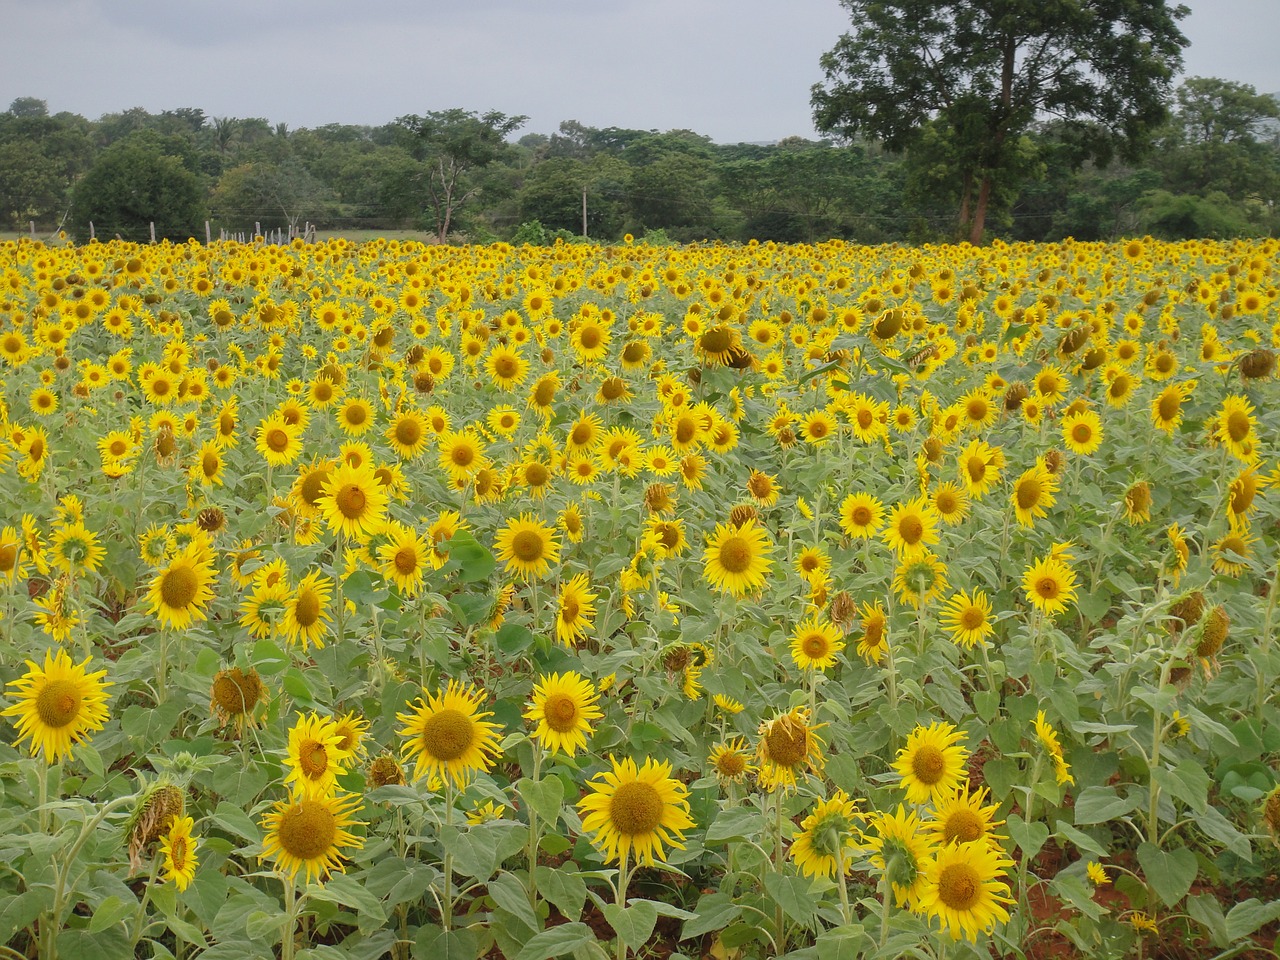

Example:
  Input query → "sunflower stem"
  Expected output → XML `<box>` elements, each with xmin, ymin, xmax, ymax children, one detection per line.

<box><xmin>772</xmin><ymin>790</ymin><xmax>787</xmax><ymax>951</ymax></box>
<box><xmin>281</xmin><ymin>874</ymin><xmax>298</xmax><ymax>960</ymax></box>
<box><xmin>1255</xmin><ymin>558</ymin><xmax>1279</xmax><ymax>717</ymax></box>
<box><xmin>36</xmin><ymin>759</ymin><xmax>50</xmax><ymax>834</ymax></box>
<box><xmin>876</xmin><ymin>865</ymin><xmax>893</xmax><ymax>950</ymax></box>
<box><xmin>157</xmin><ymin>629</ymin><xmax>169</xmax><ymax>705</ymax></box>
<box><xmin>527</xmin><ymin>746</ymin><xmax>542</xmax><ymax>916</ymax></box>
<box><xmin>129</xmin><ymin>851</ymin><xmax>162</xmax><ymax>949</ymax></box>
<box><xmin>442</xmin><ymin>780</ymin><xmax>455</xmax><ymax>932</ymax></box>
<box><xmin>615</xmin><ymin>848</ymin><xmax>631</xmax><ymax>960</ymax></box>
<box><xmin>835</xmin><ymin>845</ymin><xmax>852</xmax><ymax>927</ymax></box>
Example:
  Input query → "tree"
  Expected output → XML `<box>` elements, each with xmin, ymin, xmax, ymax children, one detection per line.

<box><xmin>392</xmin><ymin>109</ymin><xmax>526</xmax><ymax>241</ymax></box>
<box><xmin>812</xmin><ymin>0</ymin><xmax>1189</xmax><ymax>243</ymax></box>
<box><xmin>210</xmin><ymin>160</ymin><xmax>333</xmax><ymax>233</ymax></box>
<box><xmin>70</xmin><ymin>139</ymin><xmax>206</xmax><ymax>242</ymax></box>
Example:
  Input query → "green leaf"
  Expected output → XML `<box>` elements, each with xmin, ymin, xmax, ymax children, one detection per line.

<box><xmin>1136</xmin><ymin>842</ymin><xmax>1196</xmax><ymax>907</ymax></box>
<box><xmin>602</xmin><ymin>899</ymin><xmax>658</xmax><ymax>949</ymax></box>
<box><xmin>251</xmin><ymin>639</ymin><xmax>289</xmax><ymax>674</ymax></box>
<box><xmin>974</xmin><ymin>689</ymin><xmax>1000</xmax><ymax>723</ymax></box>
<box><xmin>1006</xmin><ymin>814</ymin><xmax>1050</xmax><ymax>858</ymax></box>
<box><xmin>763</xmin><ymin>873</ymin><xmax>818</xmax><ymax>923</ymax></box>
<box><xmin>89</xmin><ymin>894</ymin><xmax>136</xmax><ymax>933</ymax></box>
<box><xmin>1054</xmin><ymin>822</ymin><xmax>1106</xmax><ymax>858</ymax></box>
<box><xmin>706</xmin><ymin>807</ymin><xmax>760</xmax><ymax>844</ymax></box>
<box><xmin>816</xmin><ymin>924</ymin><xmax>871</xmax><ymax>960</ymax></box>
<box><xmin>245</xmin><ymin>909</ymin><xmax>285</xmax><ymax>942</ymax></box>
<box><xmin>442</xmin><ymin>825</ymin><xmax>501</xmax><ymax>880</ymax></box>
<box><xmin>413</xmin><ymin>925</ymin><xmax>479</xmax><ymax>960</ymax></box>
<box><xmin>307</xmin><ymin>874</ymin><xmax>387</xmax><ymax>931</ymax></box>
<box><xmin>497</xmin><ymin>621</ymin><xmax>535</xmax><ymax>656</ymax></box>
<box><xmin>680</xmin><ymin>892</ymin><xmax>740</xmax><ymax>940</ymax></box>
<box><xmin>1152</xmin><ymin>760</ymin><xmax>1209</xmax><ymax>813</ymax></box>
<box><xmin>513</xmin><ymin>922</ymin><xmax>595</xmax><ymax>960</ymax></box>
<box><xmin>1186</xmin><ymin>893</ymin><xmax>1229</xmax><ymax>948</ymax></box>
<box><xmin>1072</xmin><ymin>786</ymin><xmax>1137</xmax><ymax>825</ymax></box>
<box><xmin>488</xmin><ymin>871</ymin><xmax>538</xmax><ymax>931</ymax></box>
<box><xmin>443</xmin><ymin>530</ymin><xmax>496</xmax><ymax>583</ymax></box>
<box><xmin>535</xmin><ymin>865</ymin><xmax>586</xmax><ymax>922</ymax></box>
<box><xmin>1195</xmin><ymin>802</ymin><xmax>1251</xmax><ymax>861</ymax></box>
<box><xmin>1225</xmin><ymin>899</ymin><xmax>1280</xmax><ymax>941</ymax></box>
<box><xmin>57</xmin><ymin>927</ymin><xmax>132</xmax><ymax>960</ymax></box>
<box><xmin>211</xmin><ymin>800</ymin><xmax>262</xmax><ymax>844</ymax></box>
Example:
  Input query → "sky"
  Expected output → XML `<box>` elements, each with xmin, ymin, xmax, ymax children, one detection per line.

<box><xmin>4</xmin><ymin>0</ymin><xmax>1279</xmax><ymax>145</ymax></box>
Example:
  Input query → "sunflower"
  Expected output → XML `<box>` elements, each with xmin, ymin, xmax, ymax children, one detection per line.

<box><xmin>839</xmin><ymin>492</ymin><xmax>885</xmax><ymax>539</ymax></box>
<box><xmin>385</xmin><ymin>409</ymin><xmax>429</xmax><ymax>460</ymax></box>
<box><xmin>0</xmin><ymin>526</ymin><xmax>23</xmax><ymax>583</ymax></box>
<box><xmin>756</xmin><ymin>706</ymin><xmax>825</xmax><ymax>791</ymax></box>
<box><xmin>1061</xmin><ymin>409</ymin><xmax>1103</xmax><ymax>456</ymax></box>
<box><xmin>800</xmin><ymin>410</ymin><xmax>838</xmax><ymax>445</ymax></box>
<box><xmin>790</xmin><ymin>790</ymin><xmax>864</xmax><ymax>879</ymax></box>
<box><xmin>397</xmin><ymin>681</ymin><xmax>503</xmax><ymax>787</ymax></box>
<box><xmin>927</xmin><ymin>783</ymin><xmax>1005</xmax><ymax>849</ymax></box>
<box><xmin>894</xmin><ymin>720</ymin><xmax>969</xmax><ymax>805</ymax></box>
<box><xmin>336</xmin><ymin>397</ymin><xmax>374</xmax><ymax>436</ymax></box>
<box><xmin>789</xmin><ymin>616</ymin><xmax>845</xmax><ymax>671</ymax></box>
<box><xmin>745</xmin><ymin>469</ymin><xmax>780</xmax><ymax>507</ymax></box>
<box><xmin>494</xmin><ymin>513</ymin><xmax>561</xmax><ymax>581</ymax></box>
<box><xmin>284</xmin><ymin>712</ymin><xmax>355</xmax><ymax>799</ymax></box>
<box><xmin>794</xmin><ymin>544</ymin><xmax>830</xmax><ymax>582</ymax></box>
<box><xmin>956</xmin><ymin>440</ymin><xmax>1005</xmax><ymax>498</ymax></box>
<box><xmin>855</xmin><ymin>600</ymin><xmax>890</xmax><ymax>664</ymax></box>
<box><xmin>865</xmin><ymin>806</ymin><xmax>938</xmax><ymax>910</ymax></box>
<box><xmin>1010</xmin><ymin>460</ymin><xmax>1058</xmax><ymax>528</ymax></box>
<box><xmin>255</xmin><ymin>414</ymin><xmax>302</xmax><ymax>467</ymax></box>
<box><xmin>707</xmin><ymin>738</ymin><xmax>755</xmax><ymax>783</ymax></box>
<box><xmin>1033</xmin><ymin>710</ymin><xmax>1074</xmax><ymax>785</ymax></box>
<box><xmin>524</xmin><ymin>671</ymin><xmax>603</xmax><ymax>757</ymax></box>
<box><xmin>159</xmin><ymin>815</ymin><xmax>198</xmax><ymax>891</ymax></box>
<box><xmin>1214</xmin><ymin>395</ymin><xmax>1257</xmax><ymax>462</ymax></box>
<box><xmin>486</xmin><ymin>345</ymin><xmax>529</xmax><ymax>391</ymax></box>
<box><xmin>893</xmin><ymin>552</ymin><xmax>949</xmax><ymax>609</ymax></box>
<box><xmin>555</xmin><ymin>573</ymin><xmax>597</xmax><ymax>646</ymax></box>
<box><xmin>378</xmin><ymin>522</ymin><xmax>430</xmax><ymax>596</ymax></box>
<box><xmin>318</xmin><ymin>461</ymin><xmax>389</xmax><ymax>541</ymax></box>
<box><xmin>882</xmin><ymin>498</ymin><xmax>940</xmax><ymax>559</ymax></box>
<box><xmin>940</xmin><ymin>589</ymin><xmax>995</xmax><ymax>649</ymax></box>
<box><xmin>2</xmin><ymin>648</ymin><xmax>112</xmax><ymax>764</ymax></box>
<box><xmin>281</xmin><ymin>570</ymin><xmax>333</xmax><ymax>651</ymax></box>
<box><xmin>571</xmin><ymin>317</ymin><xmax>611</xmax><ymax>362</ymax></box>
<box><xmin>260</xmin><ymin>791</ymin><xmax>364</xmax><ymax>883</ymax></box>
<box><xmin>437</xmin><ymin>429</ymin><xmax>488</xmax><ymax>485</ymax></box>
<box><xmin>49</xmin><ymin>521</ymin><xmax>105</xmax><ymax>576</ymax></box>
<box><xmin>147</xmin><ymin>540</ymin><xmax>217</xmax><ymax>630</ymax></box>
<box><xmin>920</xmin><ymin>839</ymin><xmax>1015</xmax><ymax>941</ymax></box>
<box><xmin>577</xmin><ymin>756</ymin><xmax>694</xmax><ymax>867</ymax></box>
<box><xmin>931</xmin><ymin>481</ymin><xmax>970</xmax><ymax>525</ymax></box>
<box><xmin>1150</xmin><ymin>381</ymin><xmax>1193</xmax><ymax>433</ymax></box>
<box><xmin>1022</xmin><ymin>554</ymin><xmax>1077</xmax><ymax>616</ymax></box>
<box><xmin>703</xmin><ymin>519</ymin><xmax>773</xmax><ymax>597</ymax></box>
<box><xmin>1212</xmin><ymin>529</ymin><xmax>1255</xmax><ymax>577</ymax></box>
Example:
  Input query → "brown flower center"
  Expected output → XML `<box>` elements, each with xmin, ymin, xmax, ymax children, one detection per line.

<box><xmin>609</xmin><ymin>781</ymin><xmax>664</xmax><ymax>835</ymax></box>
<box><xmin>421</xmin><ymin>708</ymin><xmax>474</xmax><ymax>761</ymax></box>
<box><xmin>541</xmin><ymin>692</ymin><xmax>579</xmax><ymax>732</ymax></box>
<box><xmin>511</xmin><ymin>530</ymin><xmax>545</xmax><ymax>563</ymax></box>
<box><xmin>936</xmin><ymin>862</ymin><xmax>981</xmax><ymax>911</ymax></box>
<box><xmin>160</xmin><ymin>564</ymin><xmax>199</xmax><ymax>609</ymax></box>
<box><xmin>717</xmin><ymin>535</ymin><xmax>752</xmax><ymax>574</ymax></box>
<box><xmin>36</xmin><ymin>679</ymin><xmax>81</xmax><ymax>728</ymax></box>
<box><xmin>910</xmin><ymin>744</ymin><xmax>946</xmax><ymax>784</ymax></box>
<box><xmin>276</xmin><ymin>800</ymin><xmax>337</xmax><ymax>860</ymax></box>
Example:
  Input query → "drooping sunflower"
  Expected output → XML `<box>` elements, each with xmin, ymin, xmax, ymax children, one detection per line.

<box><xmin>703</xmin><ymin>519</ymin><xmax>773</xmax><ymax>597</ymax></box>
<box><xmin>281</xmin><ymin>570</ymin><xmax>333</xmax><ymax>651</ymax></box>
<box><xmin>397</xmin><ymin>681</ymin><xmax>503</xmax><ymax>787</ymax></box>
<box><xmin>494</xmin><ymin>513</ymin><xmax>561</xmax><ymax>581</ymax></box>
<box><xmin>318</xmin><ymin>461</ymin><xmax>389</xmax><ymax>541</ymax></box>
<box><xmin>159</xmin><ymin>815</ymin><xmax>199</xmax><ymax>891</ymax></box>
<box><xmin>894</xmin><ymin>720</ymin><xmax>970</xmax><ymax>805</ymax></box>
<box><xmin>756</xmin><ymin>706</ymin><xmax>825</xmax><ymax>791</ymax></box>
<box><xmin>1022</xmin><ymin>554</ymin><xmax>1078</xmax><ymax>616</ymax></box>
<box><xmin>576</xmin><ymin>756</ymin><xmax>694</xmax><ymax>867</ymax></box>
<box><xmin>919</xmin><ymin>839</ymin><xmax>1015</xmax><ymax>941</ymax></box>
<box><xmin>839</xmin><ymin>492</ymin><xmax>885</xmax><ymax>539</ymax></box>
<box><xmin>260</xmin><ymin>791</ymin><xmax>364</xmax><ymax>883</ymax></box>
<box><xmin>2</xmin><ymin>648</ymin><xmax>112</xmax><ymax>764</ymax></box>
<box><xmin>147</xmin><ymin>539</ymin><xmax>218</xmax><ymax>630</ymax></box>
<box><xmin>1212</xmin><ymin>529</ymin><xmax>1256</xmax><ymax>577</ymax></box>
<box><xmin>1032</xmin><ymin>710</ymin><xmax>1074</xmax><ymax>785</ymax></box>
<box><xmin>523</xmin><ymin>671</ymin><xmax>603</xmax><ymax>757</ymax></box>
<box><xmin>939</xmin><ymin>589</ymin><xmax>995</xmax><ymax>649</ymax></box>
<box><xmin>790</xmin><ymin>790</ymin><xmax>864</xmax><ymax>879</ymax></box>
<box><xmin>789</xmin><ymin>616</ymin><xmax>845</xmax><ymax>671</ymax></box>
<box><xmin>284</xmin><ymin>712</ymin><xmax>355</xmax><ymax>799</ymax></box>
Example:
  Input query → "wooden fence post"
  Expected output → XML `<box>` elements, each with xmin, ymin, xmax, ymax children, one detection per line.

<box><xmin>206</xmin><ymin>221</ymin><xmax>212</xmax><ymax>245</ymax></box>
<box><xmin>150</xmin><ymin>222</ymin><xmax>156</xmax><ymax>243</ymax></box>
<box><xmin>89</xmin><ymin>221</ymin><xmax>95</xmax><ymax>240</ymax></box>
<box><xmin>30</xmin><ymin>221</ymin><xmax>36</xmax><ymax>238</ymax></box>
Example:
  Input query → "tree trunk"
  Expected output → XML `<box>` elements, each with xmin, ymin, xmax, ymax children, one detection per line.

<box><xmin>969</xmin><ymin>175</ymin><xmax>992</xmax><ymax>245</ymax></box>
<box><xmin>958</xmin><ymin>172</ymin><xmax>973</xmax><ymax>239</ymax></box>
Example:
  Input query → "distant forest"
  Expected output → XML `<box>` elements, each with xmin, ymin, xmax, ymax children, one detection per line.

<box><xmin>1</xmin><ymin>79</ymin><xmax>1277</xmax><ymax>246</ymax></box>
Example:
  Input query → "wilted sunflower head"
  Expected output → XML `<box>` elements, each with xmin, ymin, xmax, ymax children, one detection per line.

<box><xmin>368</xmin><ymin>754</ymin><xmax>405</xmax><ymax>788</ymax></box>
<box><xmin>729</xmin><ymin>503</ymin><xmax>758</xmax><ymax>528</ymax></box>
<box><xmin>1195</xmin><ymin>605</ymin><xmax>1230</xmax><ymax>660</ymax></box>
<box><xmin>1168</xmin><ymin>591</ymin><xmax>1206</xmax><ymax>632</ymax></box>
<box><xmin>210</xmin><ymin>666</ymin><xmax>267</xmax><ymax>724</ymax></box>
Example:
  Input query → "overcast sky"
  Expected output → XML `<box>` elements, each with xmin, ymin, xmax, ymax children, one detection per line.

<box><xmin>4</xmin><ymin>0</ymin><xmax>1279</xmax><ymax>144</ymax></box>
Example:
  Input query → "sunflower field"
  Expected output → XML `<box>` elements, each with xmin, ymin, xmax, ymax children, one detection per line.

<box><xmin>1</xmin><ymin>234</ymin><xmax>1278</xmax><ymax>960</ymax></box>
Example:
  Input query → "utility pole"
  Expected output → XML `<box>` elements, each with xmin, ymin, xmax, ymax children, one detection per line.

<box><xmin>582</xmin><ymin>184</ymin><xmax>588</xmax><ymax>238</ymax></box>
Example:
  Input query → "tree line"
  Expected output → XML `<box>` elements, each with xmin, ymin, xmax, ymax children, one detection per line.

<box><xmin>0</xmin><ymin>80</ymin><xmax>1276</xmax><ymax>246</ymax></box>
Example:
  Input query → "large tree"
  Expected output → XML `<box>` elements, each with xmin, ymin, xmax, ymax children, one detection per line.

<box><xmin>392</xmin><ymin>109</ymin><xmax>526</xmax><ymax>242</ymax></box>
<box><xmin>812</xmin><ymin>0</ymin><xmax>1189</xmax><ymax>243</ymax></box>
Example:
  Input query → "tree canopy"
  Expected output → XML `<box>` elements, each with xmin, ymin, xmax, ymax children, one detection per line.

<box><xmin>812</xmin><ymin>0</ymin><xmax>1191</xmax><ymax>243</ymax></box>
